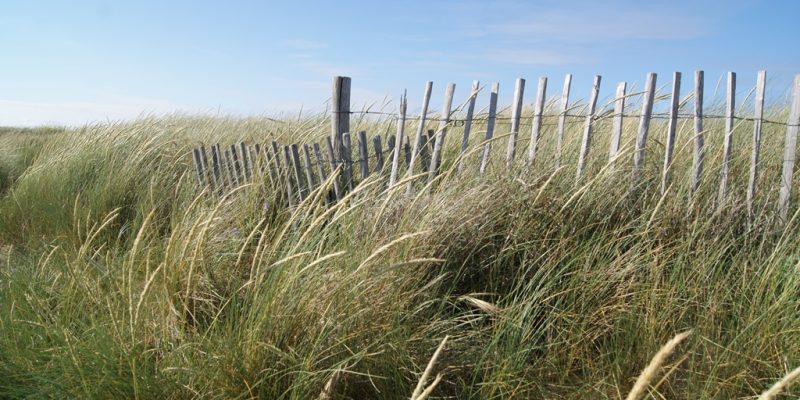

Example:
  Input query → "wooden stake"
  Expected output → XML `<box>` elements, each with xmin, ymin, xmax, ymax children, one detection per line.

<box><xmin>691</xmin><ymin>71</ymin><xmax>705</xmax><ymax>193</ymax></box>
<box><xmin>390</xmin><ymin>91</ymin><xmax>407</xmax><ymax>186</ymax></box>
<box><xmin>458</xmin><ymin>80</ymin><xmax>479</xmax><ymax>172</ymax></box>
<box><xmin>406</xmin><ymin>81</ymin><xmax>433</xmax><ymax>194</ymax></box>
<box><xmin>325</xmin><ymin>137</ymin><xmax>342</xmax><ymax>201</ymax></box>
<box><xmin>576</xmin><ymin>75</ymin><xmax>601</xmax><ymax>183</ymax></box>
<box><xmin>555</xmin><ymin>74</ymin><xmax>573</xmax><ymax>169</ymax></box>
<box><xmin>632</xmin><ymin>72</ymin><xmax>657</xmax><ymax>186</ymax></box>
<box><xmin>357</xmin><ymin>131</ymin><xmax>370</xmax><ymax>180</ymax></box>
<box><xmin>609</xmin><ymin>82</ymin><xmax>627</xmax><ymax>160</ymax></box>
<box><xmin>429</xmin><ymin>83</ymin><xmax>456</xmax><ymax>183</ymax></box>
<box><xmin>661</xmin><ymin>72</ymin><xmax>682</xmax><ymax>195</ymax></box>
<box><xmin>373</xmin><ymin>135</ymin><xmax>384</xmax><ymax>173</ymax></box>
<box><xmin>506</xmin><ymin>78</ymin><xmax>525</xmax><ymax>169</ymax></box>
<box><xmin>778</xmin><ymin>74</ymin><xmax>800</xmax><ymax>223</ymax></box>
<box><xmin>527</xmin><ymin>77</ymin><xmax>547</xmax><ymax>166</ymax></box>
<box><xmin>302</xmin><ymin>143</ymin><xmax>318</xmax><ymax>190</ymax></box>
<box><xmin>480</xmin><ymin>83</ymin><xmax>500</xmax><ymax>175</ymax></box>
<box><xmin>747</xmin><ymin>70</ymin><xmax>767</xmax><ymax>220</ymax></box>
<box><xmin>718</xmin><ymin>72</ymin><xmax>736</xmax><ymax>206</ymax></box>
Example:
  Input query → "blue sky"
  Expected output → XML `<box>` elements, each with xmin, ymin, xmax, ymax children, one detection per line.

<box><xmin>0</xmin><ymin>0</ymin><xmax>798</xmax><ymax>126</ymax></box>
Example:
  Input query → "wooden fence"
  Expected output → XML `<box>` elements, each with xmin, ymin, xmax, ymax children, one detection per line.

<box><xmin>191</xmin><ymin>72</ymin><xmax>800</xmax><ymax>223</ymax></box>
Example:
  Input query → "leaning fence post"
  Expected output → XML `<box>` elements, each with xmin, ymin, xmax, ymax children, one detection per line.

<box><xmin>192</xmin><ymin>148</ymin><xmax>204</xmax><ymax>186</ymax></box>
<box><xmin>632</xmin><ymin>72</ymin><xmax>657</xmax><ymax>186</ymax></box>
<box><xmin>576</xmin><ymin>75</ymin><xmax>601</xmax><ymax>183</ymax></box>
<box><xmin>325</xmin><ymin>137</ymin><xmax>342</xmax><ymax>201</ymax></box>
<box><xmin>211</xmin><ymin>144</ymin><xmax>225</xmax><ymax>189</ymax></box>
<box><xmin>420</xmin><ymin>131</ymin><xmax>432</xmax><ymax>173</ymax></box>
<box><xmin>718</xmin><ymin>72</ymin><xmax>737</xmax><ymax>207</ymax></box>
<box><xmin>778</xmin><ymin>74</ymin><xmax>800</xmax><ymax>223</ymax></box>
<box><xmin>747</xmin><ymin>70</ymin><xmax>767</xmax><ymax>221</ymax></box>
<box><xmin>302</xmin><ymin>144</ymin><xmax>318</xmax><ymax>191</ymax></box>
<box><xmin>281</xmin><ymin>145</ymin><xmax>296</xmax><ymax>207</ymax></box>
<box><xmin>342</xmin><ymin>132</ymin><xmax>354</xmax><ymax>191</ymax></box>
<box><xmin>199</xmin><ymin>146</ymin><xmax>215</xmax><ymax>189</ymax></box>
<box><xmin>240</xmin><ymin>142</ymin><xmax>253</xmax><ymax>182</ymax></box>
<box><xmin>390</xmin><ymin>92</ymin><xmax>407</xmax><ymax>187</ymax></box>
<box><xmin>691</xmin><ymin>71</ymin><xmax>705</xmax><ymax>194</ymax></box>
<box><xmin>372</xmin><ymin>135</ymin><xmax>385</xmax><ymax>173</ymax></box>
<box><xmin>506</xmin><ymin>78</ymin><xmax>525</xmax><ymax>169</ymax></box>
<box><xmin>527</xmin><ymin>77</ymin><xmax>547</xmax><ymax>166</ymax></box>
<box><xmin>458</xmin><ymin>80</ymin><xmax>480</xmax><ymax>172</ymax></box>
<box><xmin>331</xmin><ymin>76</ymin><xmax>351</xmax><ymax>194</ymax></box>
<box><xmin>312</xmin><ymin>143</ymin><xmax>328</xmax><ymax>184</ymax></box>
<box><xmin>428</xmin><ymin>83</ymin><xmax>456</xmax><ymax>183</ymax></box>
<box><xmin>480</xmin><ymin>82</ymin><xmax>500</xmax><ymax>175</ymax></box>
<box><xmin>406</xmin><ymin>81</ymin><xmax>433</xmax><ymax>195</ymax></box>
<box><xmin>290</xmin><ymin>144</ymin><xmax>306</xmax><ymax>200</ymax></box>
<box><xmin>555</xmin><ymin>74</ymin><xmax>573</xmax><ymax>169</ymax></box>
<box><xmin>225</xmin><ymin>147</ymin><xmax>240</xmax><ymax>187</ymax></box>
<box><xmin>609</xmin><ymin>82</ymin><xmax>627</xmax><ymax>160</ymax></box>
<box><xmin>357</xmin><ymin>131</ymin><xmax>370</xmax><ymax>180</ymax></box>
<box><xmin>661</xmin><ymin>72</ymin><xmax>682</xmax><ymax>195</ymax></box>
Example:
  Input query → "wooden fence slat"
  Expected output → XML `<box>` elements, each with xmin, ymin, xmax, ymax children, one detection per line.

<box><xmin>325</xmin><ymin>137</ymin><xmax>342</xmax><ymax>201</ymax></box>
<box><xmin>555</xmin><ymin>74</ymin><xmax>573</xmax><ymax>169</ymax></box>
<box><xmin>192</xmin><ymin>148</ymin><xmax>204</xmax><ymax>186</ymax></box>
<box><xmin>576</xmin><ymin>75</ymin><xmax>601</xmax><ymax>182</ymax></box>
<box><xmin>331</xmin><ymin>76</ymin><xmax>351</xmax><ymax>194</ymax></box>
<box><xmin>211</xmin><ymin>144</ymin><xmax>225</xmax><ymax>189</ymax></box>
<box><xmin>778</xmin><ymin>74</ymin><xmax>800</xmax><ymax>223</ymax></box>
<box><xmin>357</xmin><ymin>131</ymin><xmax>370</xmax><ymax>180</ymax></box>
<box><xmin>302</xmin><ymin>144</ymin><xmax>318</xmax><ymax>190</ymax></box>
<box><xmin>257</xmin><ymin>143</ymin><xmax>277</xmax><ymax>187</ymax></box>
<box><xmin>342</xmin><ymin>132</ymin><xmax>354</xmax><ymax>191</ymax></box>
<box><xmin>419</xmin><ymin>133</ymin><xmax>430</xmax><ymax>172</ymax></box>
<box><xmin>406</xmin><ymin>81</ymin><xmax>433</xmax><ymax>194</ymax></box>
<box><xmin>404</xmin><ymin>135</ymin><xmax>411</xmax><ymax>165</ymax></box>
<box><xmin>387</xmin><ymin>135</ymin><xmax>396</xmax><ymax>166</ymax></box>
<box><xmin>240</xmin><ymin>142</ymin><xmax>252</xmax><ymax>181</ymax></box>
<box><xmin>282</xmin><ymin>145</ymin><xmax>296</xmax><ymax>207</ymax></box>
<box><xmin>747</xmin><ymin>70</ymin><xmax>767</xmax><ymax>220</ymax></box>
<box><xmin>692</xmin><ymin>71</ymin><xmax>705</xmax><ymax>194</ymax></box>
<box><xmin>718</xmin><ymin>72</ymin><xmax>737</xmax><ymax>206</ymax></box>
<box><xmin>480</xmin><ymin>82</ymin><xmax>500</xmax><ymax>175</ymax></box>
<box><xmin>661</xmin><ymin>72</ymin><xmax>682</xmax><ymax>195</ymax></box>
<box><xmin>458</xmin><ymin>80</ymin><xmax>479</xmax><ymax>172</ymax></box>
<box><xmin>527</xmin><ymin>77</ymin><xmax>547</xmax><ymax>166</ymax></box>
<box><xmin>373</xmin><ymin>135</ymin><xmax>385</xmax><ymax>172</ymax></box>
<box><xmin>506</xmin><ymin>78</ymin><xmax>525</xmax><ymax>169</ymax></box>
<box><xmin>198</xmin><ymin>145</ymin><xmax>214</xmax><ymax>189</ymax></box>
<box><xmin>390</xmin><ymin>92</ymin><xmax>407</xmax><ymax>186</ymax></box>
<box><xmin>313</xmin><ymin>143</ymin><xmax>327</xmax><ymax>183</ymax></box>
<box><xmin>225</xmin><ymin>147</ymin><xmax>240</xmax><ymax>186</ymax></box>
<box><xmin>632</xmin><ymin>72</ymin><xmax>657</xmax><ymax>185</ymax></box>
<box><xmin>429</xmin><ymin>83</ymin><xmax>456</xmax><ymax>183</ymax></box>
<box><xmin>290</xmin><ymin>144</ymin><xmax>306</xmax><ymax>200</ymax></box>
<box><xmin>229</xmin><ymin>144</ymin><xmax>243</xmax><ymax>185</ymax></box>
<box><xmin>609</xmin><ymin>82</ymin><xmax>627</xmax><ymax>160</ymax></box>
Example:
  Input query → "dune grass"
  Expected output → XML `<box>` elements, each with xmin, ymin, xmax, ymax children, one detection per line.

<box><xmin>0</xmin><ymin>90</ymin><xmax>799</xmax><ymax>399</ymax></box>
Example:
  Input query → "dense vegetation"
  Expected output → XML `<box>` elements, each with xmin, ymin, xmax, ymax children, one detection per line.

<box><xmin>0</xmin><ymin>98</ymin><xmax>798</xmax><ymax>399</ymax></box>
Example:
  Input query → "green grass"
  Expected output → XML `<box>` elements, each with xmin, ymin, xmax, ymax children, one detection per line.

<box><xmin>0</xmin><ymin>96</ymin><xmax>799</xmax><ymax>399</ymax></box>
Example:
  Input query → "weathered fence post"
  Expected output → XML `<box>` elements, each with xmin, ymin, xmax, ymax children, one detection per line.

<box><xmin>390</xmin><ymin>92</ymin><xmax>407</xmax><ymax>187</ymax></box>
<box><xmin>313</xmin><ymin>143</ymin><xmax>328</xmax><ymax>185</ymax></box>
<box><xmin>555</xmin><ymin>74</ymin><xmax>573</xmax><ymax>169</ymax></box>
<box><xmin>302</xmin><ymin>144</ymin><xmax>318</xmax><ymax>191</ymax></box>
<box><xmin>229</xmin><ymin>145</ymin><xmax>243</xmax><ymax>185</ymax></box>
<box><xmin>240</xmin><ymin>142</ymin><xmax>252</xmax><ymax>182</ymax></box>
<box><xmin>373</xmin><ymin>135</ymin><xmax>384</xmax><ymax>173</ymax></box>
<box><xmin>778</xmin><ymin>74</ymin><xmax>800</xmax><ymax>223</ymax></box>
<box><xmin>421</xmin><ymin>131</ymin><xmax>432</xmax><ymax>173</ymax></box>
<box><xmin>527</xmin><ymin>77</ymin><xmax>547</xmax><ymax>166</ymax></box>
<box><xmin>406</xmin><ymin>81</ymin><xmax>433</xmax><ymax>195</ymax></box>
<box><xmin>325</xmin><ymin>137</ymin><xmax>342</xmax><ymax>201</ymax></box>
<box><xmin>428</xmin><ymin>83</ymin><xmax>456</xmax><ymax>183</ymax></box>
<box><xmin>290</xmin><ymin>144</ymin><xmax>306</xmax><ymax>200</ymax></box>
<box><xmin>718</xmin><ymin>72</ymin><xmax>736</xmax><ymax>206</ymax></box>
<box><xmin>691</xmin><ymin>71</ymin><xmax>705</xmax><ymax>194</ymax></box>
<box><xmin>281</xmin><ymin>145</ymin><xmax>296</xmax><ymax>207</ymax></box>
<box><xmin>632</xmin><ymin>72</ymin><xmax>657</xmax><ymax>186</ymax></box>
<box><xmin>576</xmin><ymin>75</ymin><xmax>601</xmax><ymax>183</ymax></box>
<box><xmin>342</xmin><ymin>132</ymin><xmax>354</xmax><ymax>190</ymax></box>
<box><xmin>198</xmin><ymin>146</ymin><xmax>213</xmax><ymax>189</ymax></box>
<box><xmin>192</xmin><ymin>148</ymin><xmax>204</xmax><ymax>186</ymax></box>
<box><xmin>458</xmin><ymin>80</ymin><xmax>480</xmax><ymax>172</ymax></box>
<box><xmin>357</xmin><ymin>131</ymin><xmax>370</xmax><ymax>180</ymax></box>
<box><xmin>331</xmin><ymin>76</ymin><xmax>351</xmax><ymax>194</ymax></box>
<box><xmin>747</xmin><ymin>70</ymin><xmax>767</xmax><ymax>221</ymax></box>
<box><xmin>211</xmin><ymin>144</ymin><xmax>225</xmax><ymax>189</ymax></box>
<box><xmin>225</xmin><ymin>147</ymin><xmax>240</xmax><ymax>186</ymax></box>
<box><xmin>661</xmin><ymin>72</ymin><xmax>682</xmax><ymax>195</ymax></box>
<box><xmin>480</xmin><ymin>83</ymin><xmax>500</xmax><ymax>175</ymax></box>
<box><xmin>506</xmin><ymin>78</ymin><xmax>525</xmax><ymax>169</ymax></box>
<box><xmin>609</xmin><ymin>82</ymin><xmax>627</xmax><ymax>160</ymax></box>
